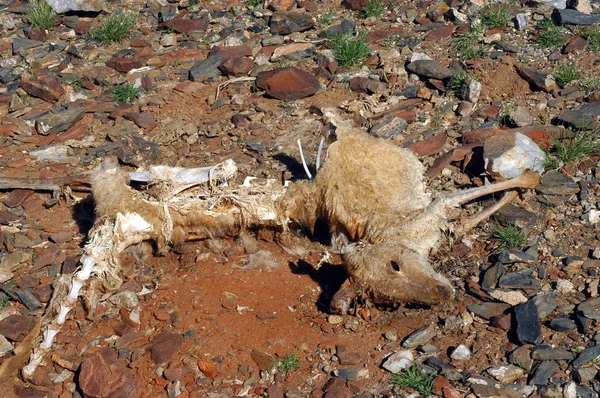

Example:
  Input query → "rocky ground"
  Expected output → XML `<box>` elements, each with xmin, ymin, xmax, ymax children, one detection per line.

<box><xmin>1</xmin><ymin>0</ymin><xmax>600</xmax><ymax>396</ymax></box>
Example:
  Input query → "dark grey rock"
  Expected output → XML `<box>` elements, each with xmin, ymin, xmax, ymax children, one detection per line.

<box><xmin>370</xmin><ymin>116</ymin><xmax>408</xmax><ymax>139</ymax></box>
<box><xmin>406</xmin><ymin>60</ymin><xmax>453</xmax><ymax>80</ymax></box>
<box><xmin>533</xmin><ymin>292</ymin><xmax>558</xmax><ymax>319</ymax></box>
<box><xmin>116</xmin><ymin>135</ymin><xmax>161</xmax><ymax>168</ymax></box>
<box><xmin>573</xmin><ymin>366</ymin><xmax>598</xmax><ymax>384</ymax></box>
<box><xmin>481</xmin><ymin>263</ymin><xmax>505</xmax><ymax>290</ymax></box>
<box><xmin>528</xmin><ymin>361</ymin><xmax>558</xmax><ymax>385</ymax></box>
<box><xmin>12</xmin><ymin>37</ymin><xmax>43</xmax><ymax>54</ymax></box>
<box><xmin>467</xmin><ymin>302</ymin><xmax>511</xmax><ymax>320</ymax></box>
<box><xmin>552</xmin><ymin>8</ymin><xmax>600</xmax><ymax>25</ymax></box>
<box><xmin>425</xmin><ymin>357</ymin><xmax>462</xmax><ymax>381</ymax></box>
<box><xmin>499</xmin><ymin>269</ymin><xmax>540</xmax><ymax>291</ymax></box>
<box><xmin>548</xmin><ymin>317</ymin><xmax>577</xmax><ymax>332</ymax></box>
<box><xmin>572</xmin><ymin>345</ymin><xmax>600</xmax><ymax>368</ymax></box>
<box><xmin>402</xmin><ymin>325</ymin><xmax>436</xmax><ymax>348</ymax></box>
<box><xmin>576</xmin><ymin>385</ymin><xmax>597</xmax><ymax>398</ymax></box>
<box><xmin>270</xmin><ymin>11</ymin><xmax>315</xmax><ymax>35</ymax></box>
<box><xmin>531</xmin><ymin>345</ymin><xmax>574</xmax><ymax>361</ymax></box>
<box><xmin>514</xmin><ymin>300</ymin><xmax>542</xmax><ymax>345</ymax></box>
<box><xmin>319</xmin><ymin>18</ymin><xmax>355</xmax><ymax>37</ymax></box>
<box><xmin>578</xmin><ymin>296</ymin><xmax>600</xmax><ymax>320</ymax></box>
<box><xmin>333</xmin><ymin>367</ymin><xmax>367</xmax><ymax>381</ymax></box>
<box><xmin>246</xmin><ymin>142</ymin><xmax>265</xmax><ymax>152</ymax></box>
<box><xmin>498</xmin><ymin>250</ymin><xmax>536</xmax><ymax>264</ymax></box>
<box><xmin>554</xmin><ymin>109</ymin><xmax>600</xmax><ymax>131</ymax></box>
<box><xmin>0</xmin><ymin>68</ymin><xmax>21</xmax><ymax>84</ymax></box>
<box><xmin>491</xmin><ymin>40</ymin><xmax>518</xmax><ymax>53</ymax></box>
<box><xmin>493</xmin><ymin>203</ymin><xmax>538</xmax><ymax>229</ymax></box>
<box><xmin>34</xmin><ymin>106</ymin><xmax>85</xmax><ymax>136</ymax></box>
<box><xmin>517</xmin><ymin>65</ymin><xmax>557</xmax><ymax>92</ymax></box>
<box><xmin>394</xmin><ymin>85</ymin><xmax>418</xmax><ymax>98</ymax></box>
<box><xmin>189</xmin><ymin>55</ymin><xmax>226</xmax><ymax>82</ymax></box>
<box><xmin>15</xmin><ymin>289</ymin><xmax>42</xmax><ymax>311</ymax></box>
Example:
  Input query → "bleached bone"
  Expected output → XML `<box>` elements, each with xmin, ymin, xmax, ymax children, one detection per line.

<box><xmin>297</xmin><ymin>139</ymin><xmax>313</xmax><ymax>179</ymax></box>
<box><xmin>22</xmin><ymin>110</ymin><xmax>541</xmax><ymax>378</ymax></box>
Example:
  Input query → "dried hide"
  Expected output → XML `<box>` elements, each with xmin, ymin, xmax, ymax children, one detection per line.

<box><xmin>21</xmin><ymin>111</ymin><xmax>541</xmax><ymax>379</ymax></box>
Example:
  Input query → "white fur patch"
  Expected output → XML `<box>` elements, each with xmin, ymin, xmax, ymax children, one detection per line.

<box><xmin>116</xmin><ymin>213</ymin><xmax>153</xmax><ymax>235</ymax></box>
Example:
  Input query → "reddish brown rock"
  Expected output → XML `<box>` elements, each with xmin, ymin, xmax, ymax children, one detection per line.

<box><xmin>491</xmin><ymin>313</ymin><xmax>512</xmax><ymax>330</ymax></box>
<box><xmin>3</xmin><ymin>189</ymin><xmax>34</xmax><ymax>208</ymax></box>
<box><xmin>124</xmin><ymin>111</ymin><xmax>155</xmax><ymax>128</ymax></box>
<box><xmin>267</xmin><ymin>0</ymin><xmax>296</xmax><ymax>11</ymax></box>
<box><xmin>164</xmin><ymin>366</ymin><xmax>189</xmax><ymax>381</ymax></box>
<box><xmin>407</xmin><ymin>132</ymin><xmax>447</xmax><ymax>156</ymax></box>
<box><xmin>432</xmin><ymin>376</ymin><xmax>451</xmax><ymax>395</ymax></box>
<box><xmin>28</xmin><ymin>27</ymin><xmax>47</xmax><ymax>42</ymax></box>
<box><xmin>562</xmin><ymin>36</ymin><xmax>587</xmax><ymax>54</ymax></box>
<box><xmin>198</xmin><ymin>359</ymin><xmax>218</xmax><ymax>379</ymax></box>
<box><xmin>79</xmin><ymin>347</ymin><xmax>139</xmax><ymax>398</ymax></box>
<box><xmin>56</xmin><ymin>123</ymin><xmax>88</xmax><ymax>143</ymax></box>
<box><xmin>256</xmin><ymin>67</ymin><xmax>320</xmax><ymax>100</ymax></box>
<box><xmin>425</xmin><ymin>24</ymin><xmax>456</xmax><ymax>41</ymax></box>
<box><xmin>209</xmin><ymin>45</ymin><xmax>253</xmax><ymax>60</ymax></box>
<box><xmin>160</xmin><ymin>18</ymin><xmax>208</xmax><ymax>33</ymax></box>
<box><xmin>148</xmin><ymin>332</ymin><xmax>184</xmax><ymax>364</ymax></box>
<box><xmin>106</xmin><ymin>57</ymin><xmax>143</xmax><ymax>73</ymax></box>
<box><xmin>462</xmin><ymin>127</ymin><xmax>506</xmax><ymax>144</ymax></box>
<box><xmin>341</xmin><ymin>0</ymin><xmax>368</xmax><ymax>10</ymax></box>
<box><xmin>219</xmin><ymin>57</ymin><xmax>254</xmax><ymax>76</ymax></box>
<box><xmin>0</xmin><ymin>314</ymin><xmax>36</xmax><ymax>342</ymax></box>
<box><xmin>21</xmin><ymin>75</ymin><xmax>65</xmax><ymax>102</ymax></box>
<box><xmin>14</xmin><ymin>386</ymin><xmax>48</xmax><ymax>398</ymax></box>
<box><xmin>349</xmin><ymin>77</ymin><xmax>383</xmax><ymax>94</ymax></box>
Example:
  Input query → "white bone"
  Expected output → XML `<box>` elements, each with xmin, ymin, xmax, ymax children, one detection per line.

<box><xmin>297</xmin><ymin>139</ymin><xmax>313</xmax><ymax>179</ymax></box>
<box><xmin>57</xmin><ymin>305</ymin><xmax>70</xmax><ymax>324</ymax></box>
<box><xmin>41</xmin><ymin>328</ymin><xmax>58</xmax><ymax>349</ymax></box>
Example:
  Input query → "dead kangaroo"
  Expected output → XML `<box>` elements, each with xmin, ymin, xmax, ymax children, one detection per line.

<box><xmin>278</xmin><ymin>111</ymin><xmax>541</xmax><ymax>309</ymax></box>
<box><xmin>19</xmin><ymin>110</ymin><xmax>540</xmax><ymax>379</ymax></box>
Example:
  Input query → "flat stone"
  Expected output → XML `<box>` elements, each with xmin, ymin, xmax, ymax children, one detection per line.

<box><xmin>573</xmin><ymin>366</ymin><xmax>597</xmax><ymax>384</ymax></box>
<box><xmin>147</xmin><ymin>332</ymin><xmax>184</xmax><ymax>364</ymax></box>
<box><xmin>336</xmin><ymin>345</ymin><xmax>362</xmax><ymax>365</ymax></box>
<box><xmin>21</xmin><ymin>75</ymin><xmax>65</xmax><ymax>102</ymax></box>
<box><xmin>370</xmin><ymin>116</ymin><xmax>408</xmax><ymax>139</ymax></box>
<box><xmin>536</xmin><ymin>170</ymin><xmax>579</xmax><ymax>196</ymax></box>
<box><xmin>164</xmin><ymin>366</ymin><xmax>189</xmax><ymax>381</ymax></box>
<box><xmin>481</xmin><ymin>263</ymin><xmax>505</xmax><ymax>290</ymax></box>
<box><xmin>198</xmin><ymin>359</ymin><xmax>218</xmax><ymax>379</ymax></box>
<box><xmin>251</xmin><ymin>348</ymin><xmax>277</xmax><ymax>371</ymax></box>
<box><xmin>12</xmin><ymin>38</ymin><xmax>43</xmax><ymax>54</ymax></box>
<box><xmin>333</xmin><ymin>367</ymin><xmax>368</xmax><ymax>380</ymax></box>
<box><xmin>517</xmin><ymin>65</ymin><xmax>557</xmax><ymax>92</ymax></box>
<box><xmin>548</xmin><ymin>317</ymin><xmax>577</xmax><ymax>332</ymax></box>
<box><xmin>514</xmin><ymin>300</ymin><xmax>542</xmax><ymax>345</ymax></box>
<box><xmin>0</xmin><ymin>315</ymin><xmax>36</xmax><ymax>342</ymax></box>
<box><xmin>533</xmin><ymin>292</ymin><xmax>558</xmax><ymax>319</ymax></box>
<box><xmin>341</xmin><ymin>0</ymin><xmax>368</xmax><ymax>10</ymax></box>
<box><xmin>408</xmin><ymin>133</ymin><xmax>447</xmax><ymax>157</ymax></box>
<box><xmin>531</xmin><ymin>345</ymin><xmax>574</xmax><ymax>360</ymax></box>
<box><xmin>471</xmin><ymin>384</ymin><xmax>522</xmax><ymax>398</ymax></box>
<box><xmin>0</xmin><ymin>334</ymin><xmax>13</xmax><ymax>355</ymax></box>
<box><xmin>508</xmin><ymin>106</ymin><xmax>533</xmax><ymax>127</ymax></box>
<box><xmin>256</xmin><ymin>67</ymin><xmax>320</xmax><ymax>100</ymax></box>
<box><xmin>116</xmin><ymin>135</ymin><xmax>160</xmax><ymax>168</ymax></box>
<box><xmin>424</xmin><ymin>24</ymin><xmax>456</xmax><ymax>41</ymax></box>
<box><xmin>406</xmin><ymin>60</ymin><xmax>453</xmax><ymax>80</ymax></box>
<box><xmin>271</xmin><ymin>42</ymin><xmax>314</xmax><ymax>61</ymax></box>
<box><xmin>425</xmin><ymin>357</ymin><xmax>462</xmax><ymax>381</ymax></box>
<box><xmin>489</xmin><ymin>290</ymin><xmax>528</xmax><ymax>306</ymax></box>
<box><xmin>123</xmin><ymin>111</ymin><xmax>155</xmax><ymax>128</ymax></box>
<box><xmin>3</xmin><ymin>189</ymin><xmax>34</xmax><ymax>208</ymax></box>
<box><xmin>450</xmin><ymin>344</ymin><xmax>471</xmax><ymax>360</ymax></box>
<box><xmin>269</xmin><ymin>11</ymin><xmax>315</xmax><ymax>35</ymax></box>
<box><xmin>467</xmin><ymin>302</ymin><xmax>511</xmax><ymax>320</ymax></box>
<box><xmin>189</xmin><ymin>55</ymin><xmax>226</xmax><ymax>82</ymax></box>
<box><xmin>528</xmin><ymin>360</ymin><xmax>558</xmax><ymax>385</ymax></box>
<box><xmin>486</xmin><ymin>364</ymin><xmax>525</xmax><ymax>383</ymax></box>
<box><xmin>35</xmin><ymin>106</ymin><xmax>85</xmax><ymax>135</ymax></box>
<box><xmin>79</xmin><ymin>347</ymin><xmax>138</xmax><ymax>398</ymax></box>
<box><xmin>320</xmin><ymin>18</ymin><xmax>356</xmax><ymax>37</ymax></box>
<box><xmin>106</xmin><ymin>57</ymin><xmax>143</xmax><ymax>73</ymax></box>
<box><xmin>499</xmin><ymin>269</ymin><xmax>540</xmax><ymax>291</ymax></box>
<box><xmin>552</xmin><ymin>8</ymin><xmax>600</xmax><ymax>25</ymax></box>
<box><xmin>348</xmin><ymin>77</ymin><xmax>383</xmax><ymax>94</ymax></box>
<box><xmin>14</xmin><ymin>387</ymin><xmax>48</xmax><ymax>398</ymax></box>
<box><xmin>15</xmin><ymin>289</ymin><xmax>42</xmax><ymax>311</ymax></box>
<box><xmin>483</xmin><ymin>132</ymin><xmax>545</xmax><ymax>179</ymax></box>
<box><xmin>218</xmin><ymin>57</ymin><xmax>254</xmax><ymax>77</ymax></box>
<box><xmin>209</xmin><ymin>45</ymin><xmax>253</xmax><ymax>60</ymax></box>
<box><xmin>160</xmin><ymin>17</ymin><xmax>208</xmax><ymax>33</ymax></box>
<box><xmin>563</xmin><ymin>36</ymin><xmax>587</xmax><ymax>54</ymax></box>
<box><xmin>497</xmin><ymin>250</ymin><xmax>536</xmax><ymax>264</ymax></box>
<box><xmin>402</xmin><ymin>325</ymin><xmax>436</xmax><ymax>348</ymax></box>
<box><xmin>554</xmin><ymin>101</ymin><xmax>600</xmax><ymax>130</ymax></box>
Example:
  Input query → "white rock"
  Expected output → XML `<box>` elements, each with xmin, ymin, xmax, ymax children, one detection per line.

<box><xmin>508</xmin><ymin>106</ymin><xmax>534</xmax><ymax>127</ymax></box>
<box><xmin>587</xmin><ymin>209</ymin><xmax>600</xmax><ymax>224</ymax></box>
<box><xmin>0</xmin><ymin>334</ymin><xmax>13</xmax><ymax>355</ymax></box>
<box><xmin>461</xmin><ymin>76</ymin><xmax>482</xmax><ymax>103</ymax></box>
<box><xmin>29</xmin><ymin>145</ymin><xmax>69</xmax><ymax>162</ymax></box>
<box><xmin>160</xmin><ymin>34</ymin><xmax>178</xmax><ymax>47</ymax></box>
<box><xmin>556</xmin><ymin>279</ymin><xmax>574</xmax><ymax>294</ymax></box>
<box><xmin>108</xmin><ymin>291</ymin><xmax>139</xmax><ymax>310</ymax></box>
<box><xmin>450</xmin><ymin>344</ymin><xmax>471</xmax><ymax>360</ymax></box>
<box><xmin>382</xmin><ymin>350</ymin><xmax>414</xmax><ymax>373</ymax></box>
<box><xmin>563</xmin><ymin>381</ymin><xmax>578</xmax><ymax>398</ymax></box>
<box><xmin>46</xmin><ymin>0</ymin><xmax>105</xmax><ymax>13</ymax></box>
<box><xmin>486</xmin><ymin>364</ymin><xmax>525</xmax><ymax>383</ymax></box>
<box><xmin>484</xmin><ymin>132</ymin><xmax>546</xmax><ymax>179</ymax></box>
<box><xmin>489</xmin><ymin>289</ymin><xmax>528</xmax><ymax>306</ymax></box>
<box><xmin>410</xmin><ymin>52</ymin><xmax>433</xmax><ymax>62</ymax></box>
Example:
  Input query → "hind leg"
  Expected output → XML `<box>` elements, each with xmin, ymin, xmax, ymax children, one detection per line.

<box><xmin>438</xmin><ymin>170</ymin><xmax>540</xmax><ymax>209</ymax></box>
<box><xmin>459</xmin><ymin>191</ymin><xmax>519</xmax><ymax>233</ymax></box>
